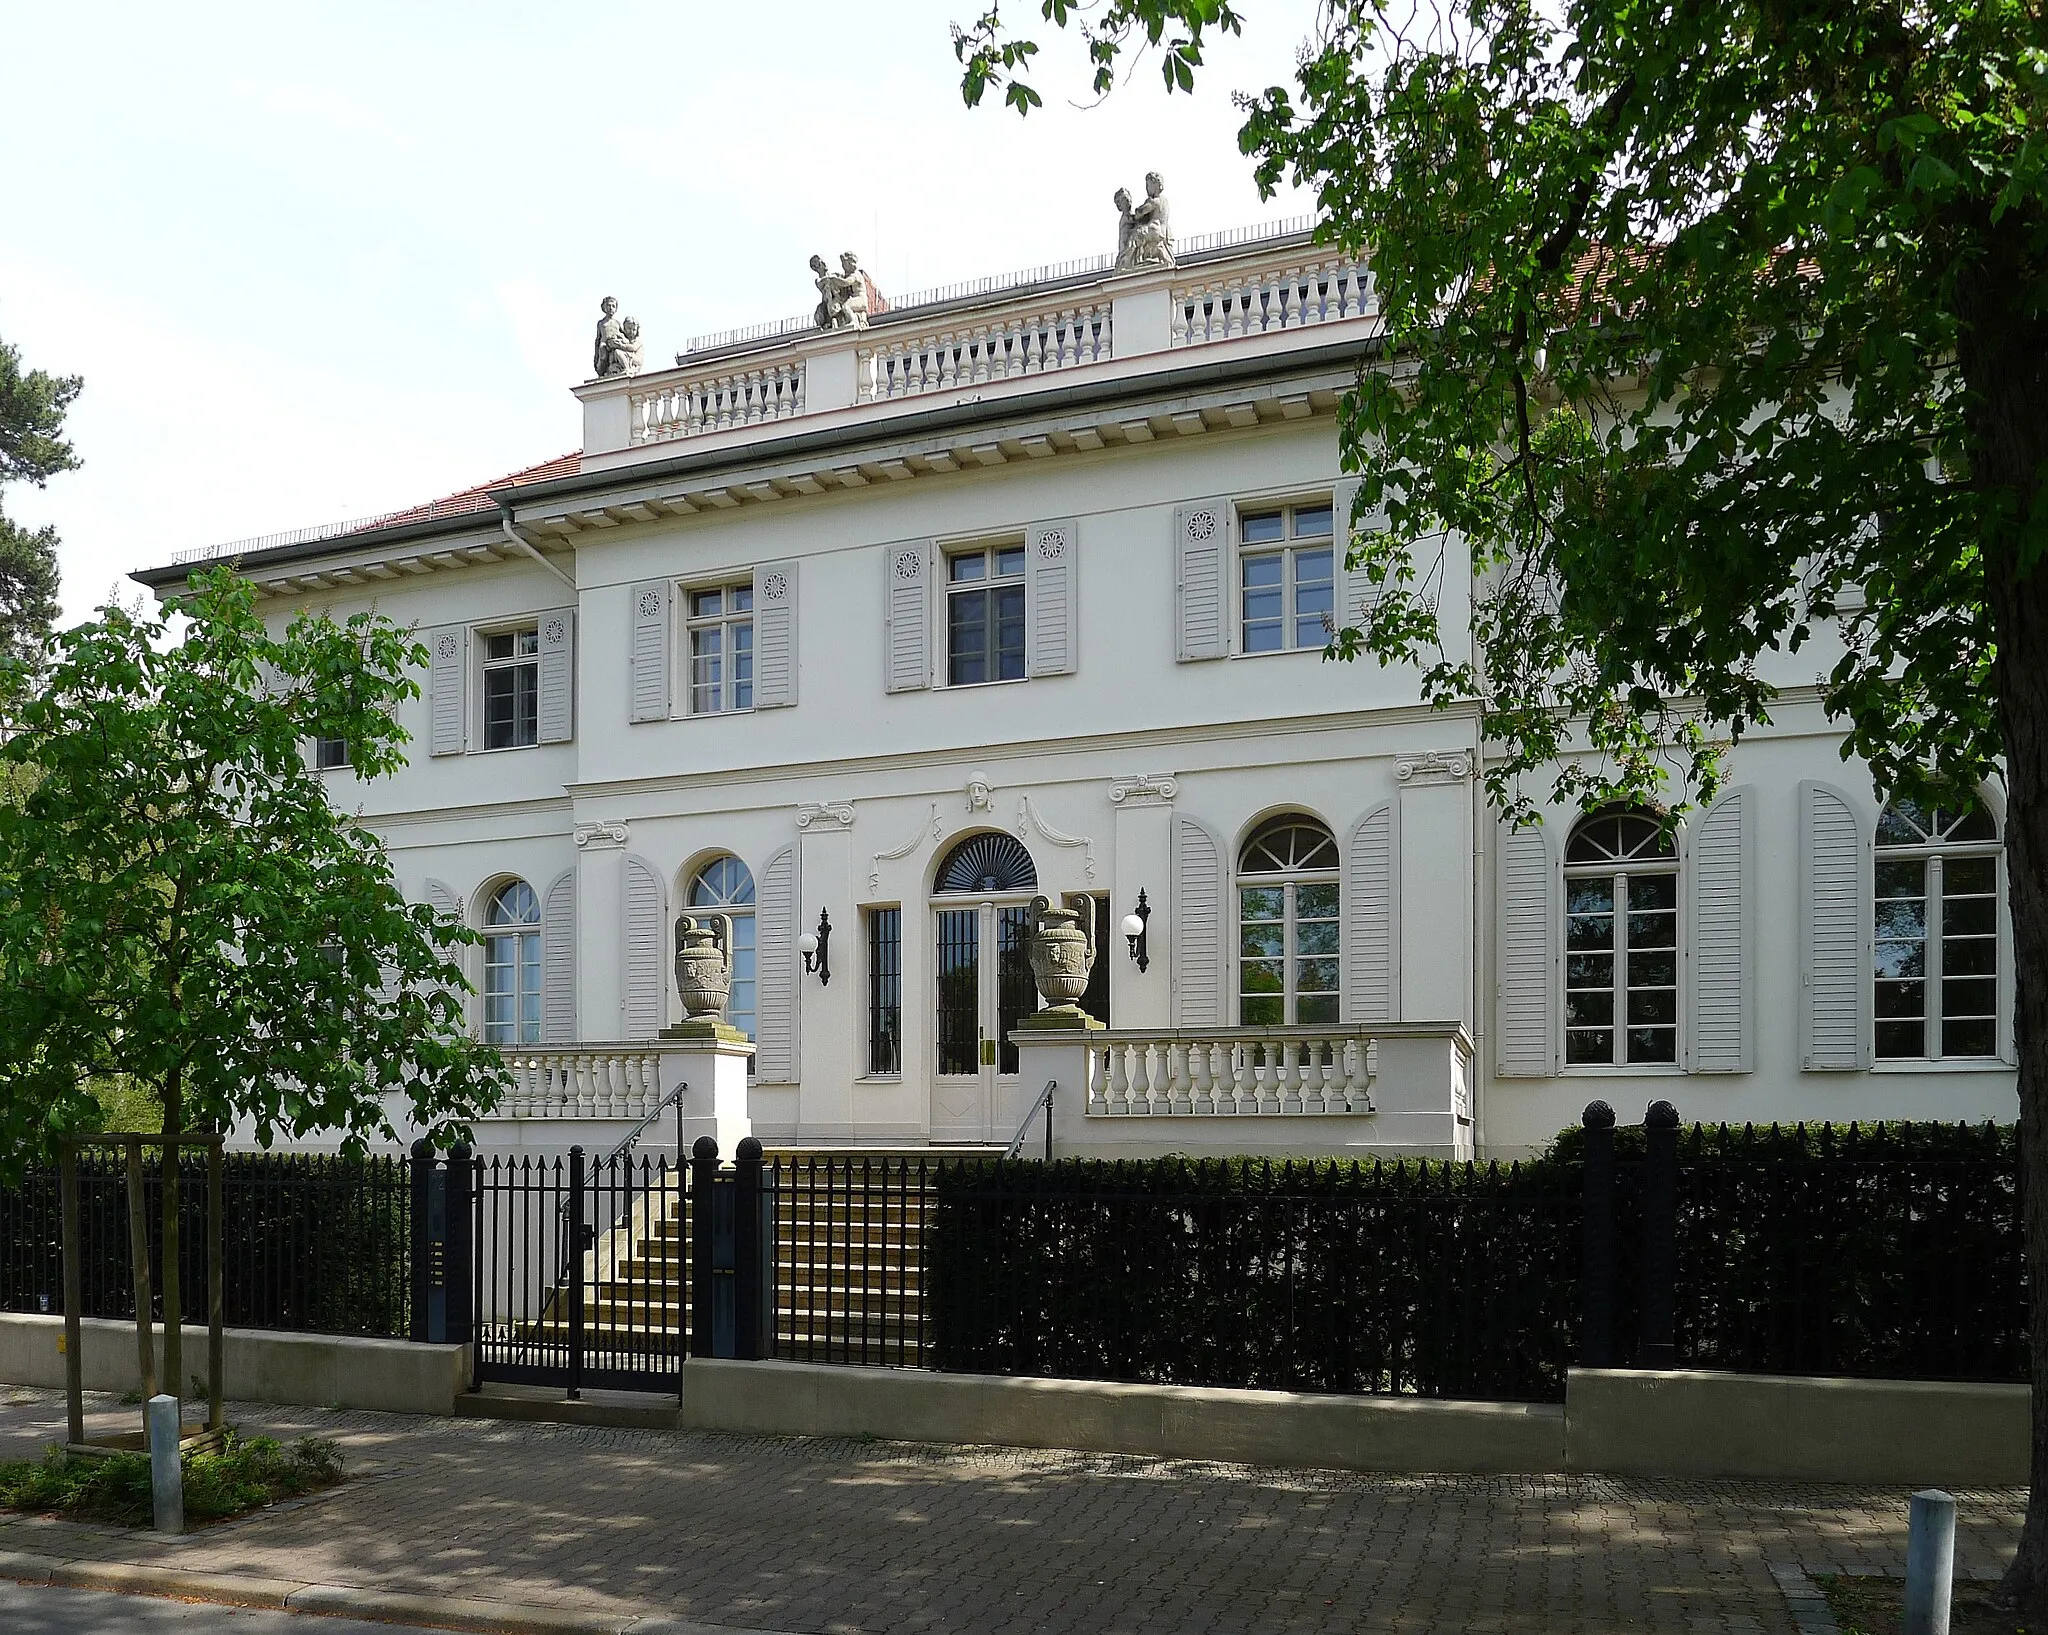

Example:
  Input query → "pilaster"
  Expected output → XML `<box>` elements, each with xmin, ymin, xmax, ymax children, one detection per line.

<box><xmin>573</xmin><ymin>820</ymin><xmax>629</xmax><ymax>1042</ymax></box>
<box><xmin>1108</xmin><ymin>774</ymin><xmax>1177</xmax><ymax>1029</ymax></box>
<box><xmin>795</xmin><ymin>802</ymin><xmax>856</xmax><ymax>1140</ymax></box>
<box><xmin>1394</xmin><ymin>751</ymin><xmax>1477</xmax><ymax>1028</ymax></box>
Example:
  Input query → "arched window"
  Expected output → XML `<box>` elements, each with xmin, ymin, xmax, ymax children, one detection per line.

<box><xmin>934</xmin><ymin>832</ymin><xmax>1037</xmax><ymax>895</ymax></box>
<box><xmin>483</xmin><ymin>880</ymin><xmax>542</xmax><ymax>1046</ymax></box>
<box><xmin>1564</xmin><ymin>806</ymin><xmax>1678</xmax><ymax>1066</ymax></box>
<box><xmin>1876</xmin><ymin>797</ymin><xmax>2001</xmax><ymax>1060</ymax></box>
<box><xmin>688</xmin><ymin>856</ymin><xmax>757</xmax><ymax>1044</ymax></box>
<box><xmin>1237</xmin><ymin>814</ymin><xmax>1339</xmax><ymax>1026</ymax></box>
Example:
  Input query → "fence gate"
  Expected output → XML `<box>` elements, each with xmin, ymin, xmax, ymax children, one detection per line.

<box><xmin>472</xmin><ymin>1147</ymin><xmax>685</xmax><ymax>1394</ymax></box>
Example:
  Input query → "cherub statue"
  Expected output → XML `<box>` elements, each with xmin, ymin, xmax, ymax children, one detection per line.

<box><xmin>1115</xmin><ymin>172</ymin><xmax>1175</xmax><ymax>271</ymax></box>
<box><xmin>614</xmin><ymin>316</ymin><xmax>645</xmax><ymax>375</ymax></box>
<box><xmin>592</xmin><ymin>296</ymin><xmax>644</xmax><ymax>377</ymax></box>
<box><xmin>812</xmin><ymin>251</ymin><xmax>871</xmax><ymax>330</ymax></box>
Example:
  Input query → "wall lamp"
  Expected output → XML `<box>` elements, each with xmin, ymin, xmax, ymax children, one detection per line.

<box><xmin>798</xmin><ymin>908</ymin><xmax>832</xmax><ymax>986</ymax></box>
<box><xmin>1121</xmin><ymin>890</ymin><xmax>1152</xmax><ymax>973</ymax></box>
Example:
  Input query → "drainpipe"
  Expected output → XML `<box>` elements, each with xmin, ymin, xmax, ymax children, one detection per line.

<box><xmin>495</xmin><ymin>500</ymin><xmax>576</xmax><ymax>592</ymax></box>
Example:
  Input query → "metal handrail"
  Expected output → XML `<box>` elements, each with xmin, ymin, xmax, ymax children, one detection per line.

<box><xmin>551</xmin><ymin>1077</ymin><xmax>689</xmax><ymax>1287</ymax></box>
<box><xmin>1004</xmin><ymin>1080</ymin><xmax>1057</xmax><ymax>1162</ymax></box>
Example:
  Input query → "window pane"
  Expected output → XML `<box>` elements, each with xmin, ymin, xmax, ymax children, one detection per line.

<box><xmin>1293</xmin><ymin>505</ymin><xmax>1333</xmax><ymax>537</ymax></box>
<box><xmin>1627</xmin><ymin>872</ymin><xmax>1677</xmax><ymax>912</ymax></box>
<box><xmin>1875</xmin><ymin>898</ymin><xmax>1927</xmax><ymax>943</ymax></box>
<box><xmin>512</xmin><ymin>664</ymin><xmax>538</xmax><ymax>746</ymax></box>
<box><xmin>1293</xmin><ymin>547</ymin><xmax>1334</xmax><ymax>648</ymax></box>
<box><xmin>1627</xmin><ymin>1026</ymin><xmax>1677</xmax><ymax>1064</ymax></box>
<box><xmin>1240</xmin><ymin>992</ymin><xmax>1284</xmax><ymax>1026</ymax></box>
<box><xmin>486</xmin><ymin>632</ymin><xmax>515</xmax><ymax>662</ymax></box>
<box><xmin>1941</xmin><ymin>896</ymin><xmax>1996</xmax><ymax>938</ymax></box>
<box><xmin>1296</xmin><ymin>882</ymin><xmax>1340</xmax><ymax>917</ymax></box>
<box><xmin>484</xmin><ymin>667</ymin><xmax>515</xmax><ymax>748</ymax></box>
<box><xmin>1943</xmin><ymin>936</ymin><xmax>1996</xmax><ymax>976</ymax></box>
<box><xmin>995</xmin><ymin>585</ymin><xmax>1026</xmax><ymax>680</ymax></box>
<box><xmin>1240</xmin><ymin>923</ymin><xmax>1284</xmax><ymax>960</ymax></box>
<box><xmin>691</xmin><ymin>627</ymin><xmax>724</xmax><ymax>712</ymax></box>
<box><xmin>1297</xmin><ymin>992</ymin><xmax>1339</xmax><ymax>1025</ymax></box>
<box><xmin>1941</xmin><ymin>977</ymin><xmax>1997</xmax><ymax>1020</ymax></box>
<box><xmin>1565</xmin><ymin>878</ymin><xmax>1615</xmax><ymax>917</ymax></box>
<box><xmin>1626</xmin><ymin>988</ymin><xmax>1677</xmax><ymax>1026</ymax></box>
<box><xmin>1876</xmin><ymin>1018</ymin><xmax>1925</xmax><ymax>1059</ymax></box>
<box><xmin>1942</xmin><ymin>1018</ymin><xmax>1996</xmax><ymax>1057</ymax></box>
<box><xmin>1296</xmin><ymin>919</ymin><xmax>1340</xmax><ymax>957</ymax></box>
<box><xmin>1565</xmin><ymin>910</ymin><xmax>1614</xmax><ymax>953</ymax></box>
<box><xmin>730</xmin><ymin>585</ymin><xmax>753</xmax><ymax>613</ymax></box>
<box><xmin>1627</xmin><ymin>949</ymin><xmax>1677</xmax><ymax>989</ymax></box>
<box><xmin>1241</xmin><ymin>512</ymin><xmax>1285</xmax><ymax>544</ymax></box>
<box><xmin>1875</xmin><ymin>938</ymin><xmax>1925</xmax><ymax>980</ymax></box>
<box><xmin>949</xmin><ymin>552</ymin><xmax>986</xmax><ymax>582</ymax></box>
<box><xmin>1242</xmin><ymin>553</ymin><xmax>1284</xmax><ymax>653</ymax></box>
<box><xmin>1875</xmin><ymin>978</ymin><xmax>1926</xmax><ymax>1019</ymax></box>
<box><xmin>731</xmin><ymin>622</ymin><xmax>754</xmax><ymax>710</ymax></box>
<box><xmin>1875</xmin><ymin>859</ymin><xmax>1925</xmax><ymax>899</ymax></box>
<box><xmin>691</xmin><ymin>589</ymin><xmax>722</xmax><ymax>618</ymax></box>
<box><xmin>948</xmin><ymin>589</ymin><xmax>988</xmax><ymax>685</ymax></box>
<box><xmin>1240</xmin><ymin>886</ymin><xmax>1284</xmax><ymax>920</ymax></box>
<box><xmin>1296</xmin><ymin>956</ymin><xmax>1338</xmax><ymax>993</ymax></box>
<box><xmin>995</xmin><ymin>545</ymin><xmax>1026</xmax><ymax>577</ymax></box>
<box><xmin>1566</xmin><ymin>952</ymin><xmax>1613</xmax><ymax>990</ymax></box>
<box><xmin>1566</xmin><ymin>990</ymin><xmax>1614</xmax><ymax>1027</ymax></box>
<box><xmin>1566</xmin><ymin>1030</ymin><xmax>1611</xmax><ymax>1065</ymax></box>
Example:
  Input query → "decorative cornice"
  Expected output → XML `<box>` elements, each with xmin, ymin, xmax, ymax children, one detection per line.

<box><xmin>573</xmin><ymin>820</ymin><xmax>630</xmax><ymax>850</ymax></box>
<box><xmin>1395</xmin><ymin>749</ymin><xmax>1475</xmax><ymax>787</ymax></box>
<box><xmin>870</xmin><ymin>803</ymin><xmax>941</xmax><ymax>891</ymax></box>
<box><xmin>796</xmin><ymin>801</ymin><xmax>856</xmax><ymax>832</ymax></box>
<box><xmin>1108</xmin><ymin>772</ymin><xmax>1179</xmax><ymax>807</ymax></box>
<box><xmin>1017</xmin><ymin>795</ymin><xmax>1097</xmax><ymax>882</ymax></box>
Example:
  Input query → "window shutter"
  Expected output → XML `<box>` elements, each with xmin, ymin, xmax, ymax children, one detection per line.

<box><xmin>1025</xmin><ymin>519</ymin><xmax>1080</xmax><ymax>676</ymax></box>
<box><xmin>755</xmin><ymin>846</ymin><xmax>800</xmax><ymax>1080</ymax></box>
<box><xmin>752</xmin><ymin>559</ymin><xmax>799</xmax><ymax>708</ymax></box>
<box><xmin>537</xmin><ymin>608</ymin><xmax>575</xmax><ymax>744</ymax></box>
<box><xmin>427</xmin><ymin>626</ymin><xmax>466</xmax><ymax>757</ymax></box>
<box><xmin>1343</xmin><ymin>803</ymin><xmax>1398</xmax><ymax>1023</ymax></box>
<box><xmin>1174</xmin><ymin>501</ymin><xmax>1231</xmax><ymax>662</ymax></box>
<box><xmin>541</xmin><ymin>868</ymin><xmax>577</xmax><ymax>1045</ymax></box>
<box><xmin>1332</xmin><ymin>476</ymin><xmax>1384</xmax><ymax>635</ymax></box>
<box><xmin>1687</xmin><ymin>787</ymin><xmax>1752</xmax><ymax>1073</ymax></box>
<box><xmin>883</xmin><ymin>540</ymin><xmax>931</xmax><ymax>693</ymax></box>
<box><xmin>1171</xmin><ymin>815</ymin><xmax>1227</xmax><ymax>1027</ymax></box>
<box><xmin>622</xmin><ymin>854</ymin><xmax>666</xmax><ymax>1039</ymax></box>
<box><xmin>1496</xmin><ymin>822</ymin><xmax>1556</xmax><ymax>1076</ymax></box>
<box><xmin>629</xmin><ymin>581</ymin><xmax>670</xmax><ymax>723</ymax></box>
<box><xmin>1801</xmin><ymin>781</ymin><xmax>1868</xmax><ymax>1070</ymax></box>
<box><xmin>422</xmin><ymin>878</ymin><xmax>469</xmax><ymax>1034</ymax></box>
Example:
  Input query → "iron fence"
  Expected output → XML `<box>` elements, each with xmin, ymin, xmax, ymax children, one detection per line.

<box><xmin>771</xmin><ymin>1156</ymin><xmax>932</xmax><ymax>1367</ymax></box>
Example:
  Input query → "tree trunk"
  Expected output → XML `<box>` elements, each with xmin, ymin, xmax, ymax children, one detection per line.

<box><xmin>160</xmin><ymin>1066</ymin><xmax>182</xmax><ymax>1414</ymax></box>
<box><xmin>1960</xmin><ymin>219</ymin><xmax>2048</xmax><ymax>1618</ymax></box>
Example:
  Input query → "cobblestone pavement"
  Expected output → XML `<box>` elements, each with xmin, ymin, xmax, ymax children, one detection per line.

<box><xmin>0</xmin><ymin>1387</ymin><xmax>2025</xmax><ymax>1635</ymax></box>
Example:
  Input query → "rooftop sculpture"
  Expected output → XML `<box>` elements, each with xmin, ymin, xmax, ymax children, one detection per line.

<box><xmin>592</xmin><ymin>297</ymin><xmax>645</xmax><ymax>378</ymax></box>
<box><xmin>1114</xmin><ymin>172</ymin><xmax>1174</xmax><ymax>271</ymax></box>
<box><xmin>812</xmin><ymin>251</ymin><xmax>871</xmax><ymax>330</ymax></box>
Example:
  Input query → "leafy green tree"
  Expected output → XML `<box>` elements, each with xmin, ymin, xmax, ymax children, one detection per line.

<box><xmin>959</xmin><ymin>0</ymin><xmax>2048</xmax><ymax>1606</ymax></box>
<box><xmin>0</xmin><ymin>334</ymin><xmax>79</xmax><ymax>675</ymax></box>
<box><xmin>0</xmin><ymin>566</ymin><xmax>506</xmax><ymax>1395</ymax></box>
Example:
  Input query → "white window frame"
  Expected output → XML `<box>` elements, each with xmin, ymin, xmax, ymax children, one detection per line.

<box><xmin>940</xmin><ymin>537</ymin><xmax>1029</xmax><ymax>689</ymax></box>
<box><xmin>312</xmin><ymin>735</ymin><xmax>351</xmax><ymax>772</ymax></box>
<box><xmin>1562</xmin><ymin>811</ymin><xmax>1682</xmax><ymax>1071</ymax></box>
<box><xmin>476</xmin><ymin>622</ymin><xmax>541</xmax><ymax>753</ymax></box>
<box><xmin>1234</xmin><ymin>817</ymin><xmax>1342</xmax><ymax>1027</ymax></box>
<box><xmin>1236</xmin><ymin>497</ymin><xmax>1337</xmax><ymax>656</ymax></box>
<box><xmin>680</xmin><ymin>580</ymin><xmax>756</xmax><ymax>717</ymax></box>
<box><xmin>1873</xmin><ymin>803</ymin><xmax>2005</xmax><ymax>1064</ymax></box>
<box><xmin>482</xmin><ymin>879</ymin><xmax>543</xmax><ymax>1046</ymax></box>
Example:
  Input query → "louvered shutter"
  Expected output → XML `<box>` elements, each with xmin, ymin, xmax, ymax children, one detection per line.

<box><xmin>427</xmin><ymin>626</ymin><xmax>466</xmax><ymax>756</ymax></box>
<box><xmin>1025</xmin><ymin>519</ymin><xmax>1080</xmax><ymax>676</ymax></box>
<box><xmin>1687</xmin><ymin>788</ymin><xmax>1752</xmax><ymax>1072</ymax></box>
<box><xmin>629</xmin><ymin>581</ymin><xmax>671</xmax><ymax>723</ymax></box>
<box><xmin>1174</xmin><ymin>501</ymin><xmax>1230</xmax><ymax>662</ymax></box>
<box><xmin>1171</xmin><ymin>815</ymin><xmax>1227</xmax><ymax>1027</ymax></box>
<box><xmin>1344</xmin><ymin>803</ymin><xmax>1397</xmax><ymax>1023</ymax></box>
<box><xmin>883</xmin><ymin>540</ymin><xmax>932</xmax><ymax>693</ymax></box>
<box><xmin>755</xmin><ymin>846</ymin><xmax>800</xmax><ymax>1080</ymax></box>
<box><xmin>541</xmin><ymin>868</ymin><xmax>577</xmax><ymax>1045</ymax></box>
<box><xmin>753</xmin><ymin>560</ymin><xmax>799</xmax><ymax>708</ymax></box>
<box><xmin>537</xmin><ymin>608</ymin><xmax>575</xmax><ymax>744</ymax></box>
<box><xmin>1496</xmin><ymin>822</ymin><xmax>1556</xmax><ymax>1076</ymax></box>
<box><xmin>1332</xmin><ymin>475</ymin><xmax>1386</xmax><ymax>635</ymax></box>
<box><xmin>422</xmin><ymin>878</ymin><xmax>469</xmax><ymax>1033</ymax></box>
<box><xmin>622</xmin><ymin>854</ymin><xmax>667</xmax><ymax>1039</ymax></box>
<box><xmin>1801</xmin><ymin>781</ymin><xmax>1867</xmax><ymax>1070</ymax></box>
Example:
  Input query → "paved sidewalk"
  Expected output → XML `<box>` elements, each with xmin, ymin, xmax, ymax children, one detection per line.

<box><xmin>0</xmin><ymin>1386</ymin><xmax>2025</xmax><ymax>1634</ymax></box>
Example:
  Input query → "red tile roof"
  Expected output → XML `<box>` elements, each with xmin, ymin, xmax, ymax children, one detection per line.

<box><xmin>367</xmin><ymin>451</ymin><xmax>583</xmax><ymax>529</ymax></box>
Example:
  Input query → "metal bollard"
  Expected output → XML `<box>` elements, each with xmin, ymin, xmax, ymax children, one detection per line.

<box><xmin>1904</xmin><ymin>1488</ymin><xmax>1956</xmax><ymax>1635</ymax></box>
<box><xmin>146</xmin><ymin>1394</ymin><xmax>183</xmax><ymax>1535</ymax></box>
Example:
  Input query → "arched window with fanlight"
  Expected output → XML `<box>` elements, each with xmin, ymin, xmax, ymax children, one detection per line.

<box><xmin>1564</xmin><ymin>806</ymin><xmax>1678</xmax><ymax>1066</ymax></box>
<box><xmin>1237</xmin><ymin>814</ymin><xmax>1340</xmax><ymax>1026</ymax></box>
<box><xmin>1875</xmin><ymin>797</ymin><xmax>2002</xmax><ymax>1060</ymax></box>
<box><xmin>483</xmin><ymin>880</ymin><xmax>543</xmax><ymax>1046</ymax></box>
<box><xmin>688</xmin><ymin>855</ymin><xmax>757</xmax><ymax>1045</ymax></box>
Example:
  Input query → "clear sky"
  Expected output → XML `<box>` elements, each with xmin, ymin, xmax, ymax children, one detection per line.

<box><xmin>1</xmin><ymin>0</ymin><xmax>1321</xmax><ymax>623</ymax></box>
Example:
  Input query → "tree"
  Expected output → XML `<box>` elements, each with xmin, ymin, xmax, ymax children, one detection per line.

<box><xmin>0</xmin><ymin>566</ymin><xmax>507</xmax><ymax>1395</ymax></box>
<box><xmin>959</xmin><ymin>0</ymin><xmax>2048</xmax><ymax>1607</ymax></box>
<box><xmin>0</xmin><ymin>334</ymin><xmax>79</xmax><ymax>676</ymax></box>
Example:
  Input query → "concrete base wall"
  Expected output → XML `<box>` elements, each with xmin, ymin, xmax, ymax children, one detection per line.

<box><xmin>680</xmin><ymin>1358</ymin><xmax>1566</xmax><ymax>1473</ymax></box>
<box><xmin>1566</xmin><ymin>1367</ymin><xmax>2029</xmax><ymax>1488</ymax></box>
<box><xmin>0</xmin><ymin>1314</ymin><xmax>470</xmax><ymax>1418</ymax></box>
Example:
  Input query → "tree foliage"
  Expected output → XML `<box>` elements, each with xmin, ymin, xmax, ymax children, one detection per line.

<box><xmin>0</xmin><ymin>334</ymin><xmax>78</xmax><ymax>677</ymax></box>
<box><xmin>0</xmin><ymin>567</ymin><xmax>506</xmax><ymax>1177</ymax></box>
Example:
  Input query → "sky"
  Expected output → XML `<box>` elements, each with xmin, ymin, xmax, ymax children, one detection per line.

<box><xmin>2</xmin><ymin>0</ymin><xmax>1323</xmax><ymax>624</ymax></box>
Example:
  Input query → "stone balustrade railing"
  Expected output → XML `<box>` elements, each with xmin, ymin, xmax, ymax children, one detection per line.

<box><xmin>857</xmin><ymin>301</ymin><xmax>1113</xmax><ymax>403</ymax></box>
<box><xmin>1077</xmin><ymin>1026</ymin><xmax>1381</xmax><ymax>1117</ymax></box>
<box><xmin>630</xmin><ymin>358</ymin><xmax>807</xmax><ymax>446</ymax></box>
<box><xmin>1170</xmin><ymin>258</ymin><xmax>1375</xmax><ymax>347</ymax></box>
<box><xmin>497</xmin><ymin>1047</ymin><xmax>665</xmax><ymax>1119</ymax></box>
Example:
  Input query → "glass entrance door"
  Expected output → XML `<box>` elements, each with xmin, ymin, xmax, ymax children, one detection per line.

<box><xmin>932</xmin><ymin>902</ymin><xmax>1033</xmax><ymax>1143</ymax></box>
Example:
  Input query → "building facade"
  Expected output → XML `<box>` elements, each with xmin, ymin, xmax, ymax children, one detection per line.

<box><xmin>137</xmin><ymin>228</ymin><xmax>2020</xmax><ymax>1158</ymax></box>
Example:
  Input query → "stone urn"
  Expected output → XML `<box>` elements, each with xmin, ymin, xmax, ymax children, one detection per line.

<box><xmin>1024</xmin><ymin>894</ymin><xmax>1096</xmax><ymax>1018</ymax></box>
<box><xmin>673</xmin><ymin>912</ymin><xmax>734</xmax><ymax>1021</ymax></box>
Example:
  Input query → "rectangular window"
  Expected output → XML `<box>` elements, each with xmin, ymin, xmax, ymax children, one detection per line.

<box><xmin>481</xmin><ymin>628</ymin><xmax>540</xmax><ymax>750</ymax></box>
<box><xmin>946</xmin><ymin>542</ymin><xmax>1027</xmax><ymax>685</ymax></box>
<box><xmin>1565</xmin><ymin>871</ymin><xmax>1678</xmax><ymax>1065</ymax></box>
<box><xmin>1239</xmin><ymin>502</ymin><xmax>1335</xmax><ymax>653</ymax></box>
<box><xmin>686</xmin><ymin>583</ymin><xmax>754</xmax><ymax>714</ymax></box>
<box><xmin>314</xmin><ymin>736</ymin><xmax>351</xmax><ymax>770</ymax></box>
<box><xmin>1876</xmin><ymin>852</ymin><xmax>2000</xmax><ymax>1061</ymax></box>
<box><xmin>867</xmin><ymin>907</ymin><xmax>902</xmax><ymax>1075</ymax></box>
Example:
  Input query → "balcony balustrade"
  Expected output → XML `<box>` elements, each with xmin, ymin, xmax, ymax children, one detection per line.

<box><xmin>496</xmin><ymin>1046</ymin><xmax>665</xmax><ymax>1120</ymax></box>
<box><xmin>1170</xmin><ymin>257</ymin><xmax>1375</xmax><ymax>347</ymax></box>
<box><xmin>857</xmin><ymin>300</ymin><xmax>1113</xmax><ymax>403</ymax></box>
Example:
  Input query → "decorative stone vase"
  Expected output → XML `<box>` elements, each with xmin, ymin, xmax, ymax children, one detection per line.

<box><xmin>1025</xmin><ymin>894</ymin><xmax>1095</xmax><ymax>1013</ymax></box>
<box><xmin>673</xmin><ymin>912</ymin><xmax>734</xmax><ymax>1020</ymax></box>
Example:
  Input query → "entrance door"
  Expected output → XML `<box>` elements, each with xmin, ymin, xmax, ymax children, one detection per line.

<box><xmin>932</xmin><ymin>901</ymin><xmax>1035</xmax><ymax>1143</ymax></box>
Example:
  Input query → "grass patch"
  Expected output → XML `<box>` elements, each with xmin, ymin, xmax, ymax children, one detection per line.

<box><xmin>1816</xmin><ymin>1573</ymin><xmax>2031</xmax><ymax>1635</ymax></box>
<box><xmin>0</xmin><ymin>1431</ymin><xmax>344</xmax><ymax>1528</ymax></box>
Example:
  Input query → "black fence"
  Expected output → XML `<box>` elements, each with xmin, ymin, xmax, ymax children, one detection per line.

<box><xmin>928</xmin><ymin>1156</ymin><xmax>1581</xmax><ymax>1401</ymax></box>
<box><xmin>2</xmin><ymin>1149</ymin><xmax>413</xmax><ymax>1338</ymax></box>
<box><xmin>772</xmin><ymin>1155</ymin><xmax>932</xmax><ymax>1368</ymax></box>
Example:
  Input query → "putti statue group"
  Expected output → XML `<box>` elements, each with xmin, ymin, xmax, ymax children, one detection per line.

<box><xmin>587</xmin><ymin>170</ymin><xmax>1175</xmax><ymax>376</ymax></box>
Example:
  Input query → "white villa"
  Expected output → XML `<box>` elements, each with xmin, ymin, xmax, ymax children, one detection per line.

<box><xmin>137</xmin><ymin>221</ymin><xmax>2020</xmax><ymax>1160</ymax></box>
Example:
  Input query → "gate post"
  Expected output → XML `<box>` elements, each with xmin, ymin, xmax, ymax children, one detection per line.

<box><xmin>567</xmin><ymin>1146</ymin><xmax>587</xmax><ymax>1401</ymax></box>
<box><xmin>1579</xmin><ymin>1101</ymin><xmax>1616</xmax><ymax>1368</ymax></box>
<box><xmin>734</xmin><ymin>1138</ymin><xmax>766</xmax><ymax>1361</ymax></box>
<box><xmin>1636</xmin><ymin>1100</ymin><xmax>1680</xmax><ymax>1369</ymax></box>
<box><xmin>445</xmin><ymin>1145</ymin><xmax>474</xmax><ymax>1355</ymax></box>
<box><xmin>689</xmin><ymin>1137</ymin><xmax>719</xmax><ymax>1359</ymax></box>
